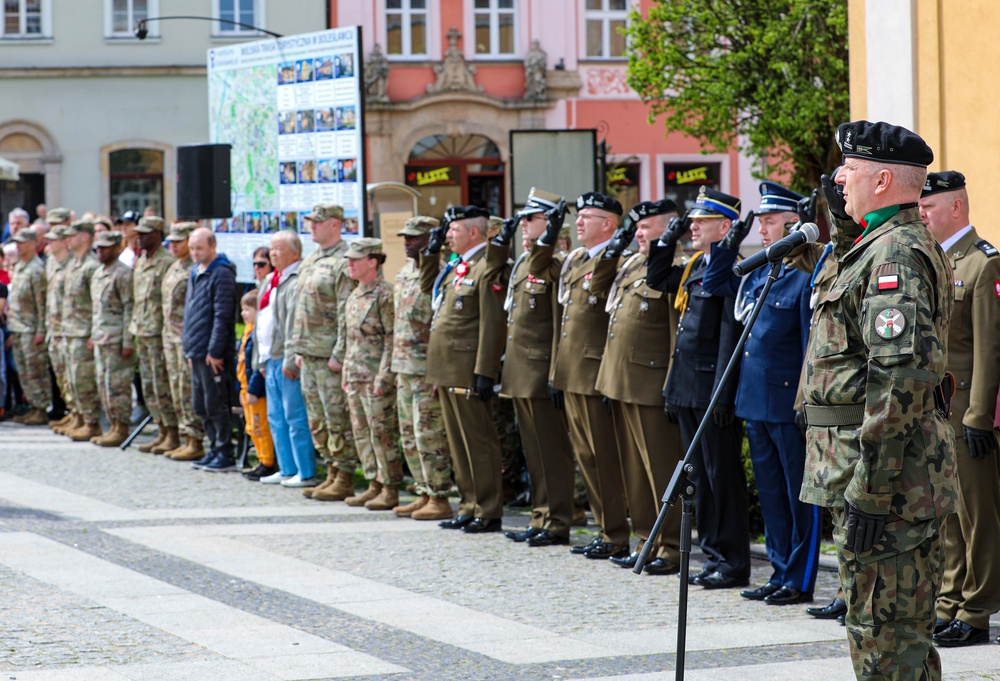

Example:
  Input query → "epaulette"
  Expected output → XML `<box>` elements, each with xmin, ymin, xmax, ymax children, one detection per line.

<box><xmin>974</xmin><ymin>239</ymin><xmax>999</xmax><ymax>257</ymax></box>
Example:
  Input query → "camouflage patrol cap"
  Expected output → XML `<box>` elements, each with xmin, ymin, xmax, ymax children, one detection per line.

<box><xmin>94</xmin><ymin>230</ymin><xmax>123</xmax><ymax>248</ymax></box>
<box><xmin>44</xmin><ymin>224</ymin><xmax>71</xmax><ymax>240</ymax></box>
<box><xmin>135</xmin><ymin>216</ymin><xmax>165</xmax><ymax>233</ymax></box>
<box><xmin>12</xmin><ymin>228</ymin><xmax>37</xmax><ymax>243</ymax></box>
<box><xmin>304</xmin><ymin>202</ymin><xmax>344</xmax><ymax>222</ymax></box>
<box><xmin>46</xmin><ymin>207</ymin><xmax>72</xmax><ymax>225</ymax></box>
<box><xmin>344</xmin><ymin>237</ymin><xmax>383</xmax><ymax>259</ymax></box>
<box><xmin>398</xmin><ymin>215</ymin><xmax>440</xmax><ymax>236</ymax></box>
<box><xmin>64</xmin><ymin>220</ymin><xmax>95</xmax><ymax>236</ymax></box>
<box><xmin>165</xmin><ymin>221</ymin><xmax>198</xmax><ymax>242</ymax></box>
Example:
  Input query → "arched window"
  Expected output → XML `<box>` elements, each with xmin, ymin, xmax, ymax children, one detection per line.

<box><xmin>405</xmin><ymin>133</ymin><xmax>503</xmax><ymax>217</ymax></box>
<box><xmin>110</xmin><ymin>148</ymin><xmax>163</xmax><ymax>217</ymax></box>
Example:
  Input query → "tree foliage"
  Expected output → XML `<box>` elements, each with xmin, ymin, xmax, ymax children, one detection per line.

<box><xmin>625</xmin><ymin>0</ymin><xmax>849</xmax><ymax>193</ymax></box>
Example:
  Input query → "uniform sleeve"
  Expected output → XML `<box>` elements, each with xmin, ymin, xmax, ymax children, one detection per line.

<box><xmin>31</xmin><ymin>266</ymin><xmax>47</xmax><ymax>337</ymax></box>
<box><xmin>701</xmin><ymin>243</ymin><xmax>741</xmax><ymax>298</ymax></box>
<box><xmin>784</xmin><ymin>241</ymin><xmax>826</xmax><ymax>275</ymax></box>
<box><xmin>526</xmin><ymin>241</ymin><xmax>555</xmax><ymax>276</ymax></box>
<box><xmin>331</xmin><ymin>267</ymin><xmax>353</xmax><ymax>363</ymax></box>
<box><xmin>797</xmin><ymin>270</ymin><xmax>813</xmax><ymax>358</ymax></box>
<box><xmin>714</xmin><ymin>295</ymin><xmax>742</xmax><ymax>407</ymax></box>
<box><xmin>588</xmin><ymin>256</ymin><xmax>619</xmax><ymax>297</ymax></box>
<box><xmin>966</xmin><ymin>255</ymin><xmax>1000</xmax><ymax>430</ymax></box>
<box><xmin>120</xmin><ymin>270</ymin><xmax>135</xmax><ymax>351</ymax></box>
<box><xmin>645</xmin><ymin>240</ymin><xmax>683</xmax><ymax>293</ymax></box>
<box><xmin>376</xmin><ymin>286</ymin><xmax>395</xmax><ymax>393</ymax></box>
<box><xmin>419</xmin><ymin>252</ymin><xmax>441</xmax><ymax>296</ymax></box>
<box><xmin>475</xmin><ymin>261</ymin><xmax>509</xmax><ymax>381</ymax></box>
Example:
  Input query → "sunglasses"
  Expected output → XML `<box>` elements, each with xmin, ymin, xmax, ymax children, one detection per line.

<box><xmin>253</xmin><ymin>261</ymin><xmax>270</xmax><ymax>268</ymax></box>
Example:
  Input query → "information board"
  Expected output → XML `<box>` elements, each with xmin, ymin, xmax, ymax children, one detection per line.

<box><xmin>207</xmin><ymin>26</ymin><xmax>365</xmax><ymax>281</ymax></box>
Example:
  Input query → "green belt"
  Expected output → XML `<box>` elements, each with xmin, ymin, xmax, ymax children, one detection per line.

<box><xmin>804</xmin><ymin>403</ymin><xmax>864</xmax><ymax>427</ymax></box>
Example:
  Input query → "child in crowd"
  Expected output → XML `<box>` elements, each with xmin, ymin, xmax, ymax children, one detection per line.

<box><xmin>237</xmin><ymin>290</ymin><xmax>277</xmax><ymax>480</ymax></box>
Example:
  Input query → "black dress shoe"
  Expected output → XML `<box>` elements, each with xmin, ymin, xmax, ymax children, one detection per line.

<box><xmin>609</xmin><ymin>551</ymin><xmax>639</xmax><ymax>568</ymax></box>
<box><xmin>806</xmin><ymin>597</ymin><xmax>847</xmax><ymax>619</ymax></box>
<box><xmin>932</xmin><ymin>620</ymin><xmax>989</xmax><ymax>647</ymax></box>
<box><xmin>462</xmin><ymin>517</ymin><xmax>502</xmax><ymax>534</ymax></box>
<box><xmin>439</xmin><ymin>514</ymin><xmax>474</xmax><ymax>530</ymax></box>
<box><xmin>643</xmin><ymin>558</ymin><xmax>680</xmax><ymax>576</ymax></box>
<box><xmin>934</xmin><ymin>617</ymin><xmax>952</xmax><ymax>634</ymax></box>
<box><xmin>695</xmin><ymin>571</ymin><xmax>749</xmax><ymax>590</ymax></box>
<box><xmin>504</xmin><ymin>527</ymin><xmax>542</xmax><ymax>542</ymax></box>
<box><xmin>687</xmin><ymin>566</ymin><xmax>713</xmax><ymax>585</ymax></box>
<box><xmin>740</xmin><ymin>582</ymin><xmax>782</xmax><ymax>601</ymax></box>
<box><xmin>764</xmin><ymin>586</ymin><xmax>813</xmax><ymax>605</ymax></box>
<box><xmin>584</xmin><ymin>542</ymin><xmax>629</xmax><ymax>560</ymax></box>
<box><xmin>570</xmin><ymin>538</ymin><xmax>603</xmax><ymax>555</ymax></box>
<box><xmin>836</xmin><ymin>613</ymin><xmax>845</xmax><ymax>626</ymax></box>
<box><xmin>527</xmin><ymin>530</ymin><xmax>568</xmax><ymax>547</ymax></box>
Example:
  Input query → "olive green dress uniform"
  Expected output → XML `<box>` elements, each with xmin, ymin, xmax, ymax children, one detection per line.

<box><xmin>935</xmin><ymin>227</ymin><xmax>1000</xmax><ymax>632</ymax></box>
<box><xmin>8</xmin><ymin>254</ymin><xmax>50</xmax><ymax>412</ymax></box>
<box><xmin>549</xmin><ymin>244</ymin><xmax>630</xmax><ymax>547</ymax></box>
<box><xmin>594</xmin><ymin>252</ymin><xmax>682</xmax><ymax>562</ymax></box>
<box><xmin>91</xmin><ymin>259</ymin><xmax>135</xmax><ymax>424</ymax></box>
<box><xmin>421</xmin><ymin>245</ymin><xmax>510</xmax><ymax>520</ymax></box>
<box><xmin>130</xmin><ymin>244</ymin><xmax>178</xmax><ymax>428</ymax></box>
<box><xmin>289</xmin><ymin>240</ymin><xmax>360</xmax><ymax>475</ymax></box>
<box><xmin>161</xmin><ymin>253</ymin><xmax>202</xmax><ymax>439</ymax></box>
<box><xmin>61</xmin><ymin>251</ymin><xmax>102</xmax><ymax>425</ymax></box>
<box><xmin>45</xmin><ymin>250</ymin><xmax>73</xmax><ymax>416</ymax></box>
<box><xmin>499</xmin><ymin>241</ymin><xmax>575</xmax><ymax>538</ymax></box>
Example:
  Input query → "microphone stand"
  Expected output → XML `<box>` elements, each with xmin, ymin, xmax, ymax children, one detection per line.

<box><xmin>633</xmin><ymin>259</ymin><xmax>782</xmax><ymax>681</ymax></box>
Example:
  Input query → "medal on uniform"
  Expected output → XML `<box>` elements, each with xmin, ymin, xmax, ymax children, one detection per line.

<box><xmin>639</xmin><ymin>298</ymin><xmax>649</xmax><ymax>313</ymax></box>
<box><xmin>454</xmin><ymin>297</ymin><xmax>464</xmax><ymax>311</ymax></box>
<box><xmin>588</xmin><ymin>294</ymin><xmax>598</xmax><ymax>306</ymax></box>
<box><xmin>875</xmin><ymin>307</ymin><xmax>905</xmax><ymax>339</ymax></box>
<box><xmin>529</xmin><ymin>296</ymin><xmax>536</xmax><ymax>310</ymax></box>
<box><xmin>583</xmin><ymin>271</ymin><xmax>593</xmax><ymax>291</ymax></box>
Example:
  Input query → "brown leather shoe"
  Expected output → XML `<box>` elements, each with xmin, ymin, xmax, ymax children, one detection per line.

<box><xmin>137</xmin><ymin>423</ymin><xmax>166</xmax><ymax>453</ymax></box>
<box><xmin>345</xmin><ymin>480</ymin><xmax>382</xmax><ymax>507</ymax></box>
<box><xmin>151</xmin><ymin>427</ymin><xmax>180</xmax><ymax>455</ymax></box>
<box><xmin>411</xmin><ymin>496</ymin><xmax>454</xmax><ymax>521</ymax></box>
<box><xmin>364</xmin><ymin>484</ymin><xmax>399</xmax><ymax>511</ymax></box>
<box><xmin>312</xmin><ymin>469</ymin><xmax>355</xmax><ymax>501</ymax></box>
<box><xmin>69</xmin><ymin>422</ymin><xmax>102</xmax><ymax>442</ymax></box>
<box><xmin>393</xmin><ymin>494</ymin><xmax>429</xmax><ymax>517</ymax></box>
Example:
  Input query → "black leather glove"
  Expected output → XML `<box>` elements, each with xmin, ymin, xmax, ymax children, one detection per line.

<box><xmin>547</xmin><ymin>381</ymin><xmax>564</xmax><ymax>410</ymax></box>
<box><xmin>794</xmin><ymin>410</ymin><xmax>807</xmax><ymax>436</ymax></box>
<box><xmin>663</xmin><ymin>403</ymin><xmax>679</xmax><ymax>423</ymax></box>
<box><xmin>720</xmin><ymin>211</ymin><xmax>755</xmax><ymax>250</ymax></box>
<box><xmin>424</xmin><ymin>225</ymin><xmax>447</xmax><ymax>256</ymax></box>
<box><xmin>821</xmin><ymin>169</ymin><xmax>849</xmax><ymax>220</ymax></box>
<box><xmin>604</xmin><ymin>216</ymin><xmax>636</xmax><ymax>259</ymax></box>
<box><xmin>964</xmin><ymin>425</ymin><xmax>998</xmax><ymax>459</ymax></box>
<box><xmin>541</xmin><ymin>199</ymin><xmax>567</xmax><ymax>245</ymax></box>
<box><xmin>797</xmin><ymin>189</ymin><xmax>819</xmax><ymax>225</ymax></box>
<box><xmin>492</xmin><ymin>216</ymin><xmax>519</xmax><ymax>247</ymax></box>
<box><xmin>474</xmin><ymin>374</ymin><xmax>495</xmax><ymax>401</ymax></box>
<box><xmin>659</xmin><ymin>210</ymin><xmax>690</xmax><ymax>247</ymax></box>
<box><xmin>844</xmin><ymin>502</ymin><xmax>886</xmax><ymax>553</ymax></box>
<box><xmin>713</xmin><ymin>406</ymin><xmax>735</xmax><ymax>428</ymax></box>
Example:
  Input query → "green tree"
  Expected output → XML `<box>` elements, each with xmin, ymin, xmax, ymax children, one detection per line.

<box><xmin>625</xmin><ymin>0</ymin><xmax>849</xmax><ymax>193</ymax></box>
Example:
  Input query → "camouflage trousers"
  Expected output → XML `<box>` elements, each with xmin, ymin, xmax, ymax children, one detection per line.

<box><xmin>136</xmin><ymin>336</ymin><xmax>177</xmax><ymax>427</ymax></box>
<box><xmin>494</xmin><ymin>397</ymin><xmax>527</xmax><ymax>500</ymax></box>
<box><xmin>11</xmin><ymin>332</ymin><xmax>51</xmax><ymax>410</ymax></box>
<box><xmin>395</xmin><ymin>373</ymin><xmax>452</xmax><ymax>497</ymax></box>
<box><xmin>345</xmin><ymin>381</ymin><xmax>401</xmax><ymax>485</ymax></box>
<box><xmin>94</xmin><ymin>342</ymin><xmax>136</xmax><ymax>423</ymax></box>
<box><xmin>48</xmin><ymin>337</ymin><xmax>74</xmax><ymax>414</ymax></box>
<box><xmin>299</xmin><ymin>355</ymin><xmax>359</xmax><ymax>473</ymax></box>
<box><xmin>163</xmin><ymin>340</ymin><xmax>202</xmax><ymax>438</ymax></box>
<box><xmin>66</xmin><ymin>338</ymin><xmax>100</xmax><ymax>423</ymax></box>
<box><xmin>833</xmin><ymin>506</ymin><xmax>944</xmax><ymax>681</ymax></box>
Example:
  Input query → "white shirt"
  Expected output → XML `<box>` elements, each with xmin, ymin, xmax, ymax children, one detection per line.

<box><xmin>940</xmin><ymin>224</ymin><xmax>973</xmax><ymax>254</ymax></box>
<box><xmin>460</xmin><ymin>242</ymin><xmax>487</xmax><ymax>262</ymax></box>
<box><xmin>587</xmin><ymin>238</ymin><xmax>612</xmax><ymax>260</ymax></box>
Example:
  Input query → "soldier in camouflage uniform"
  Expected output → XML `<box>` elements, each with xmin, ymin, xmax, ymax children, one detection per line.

<box><xmin>340</xmin><ymin>238</ymin><xmax>400</xmax><ymax>510</ymax></box>
<box><xmin>391</xmin><ymin>216</ymin><xmax>453</xmax><ymax>521</ymax></box>
<box><xmin>160</xmin><ymin>222</ymin><xmax>205</xmax><ymax>461</ymax></box>
<box><xmin>801</xmin><ymin>121</ymin><xmax>956</xmax><ymax>681</ymax></box>
<box><xmin>130</xmin><ymin>216</ymin><xmax>180</xmax><ymax>454</ymax></box>
<box><xmin>7</xmin><ymin>229</ymin><xmax>50</xmax><ymax>426</ymax></box>
<box><xmin>89</xmin><ymin>231</ymin><xmax>135</xmax><ymax>446</ymax></box>
<box><xmin>289</xmin><ymin>203</ymin><xmax>359</xmax><ymax>501</ymax></box>
<box><xmin>60</xmin><ymin>220</ymin><xmax>103</xmax><ymax>441</ymax></box>
<box><xmin>44</xmin><ymin>220</ymin><xmax>76</xmax><ymax>433</ymax></box>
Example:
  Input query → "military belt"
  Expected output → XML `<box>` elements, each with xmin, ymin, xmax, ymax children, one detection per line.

<box><xmin>804</xmin><ymin>403</ymin><xmax>864</xmax><ymax>427</ymax></box>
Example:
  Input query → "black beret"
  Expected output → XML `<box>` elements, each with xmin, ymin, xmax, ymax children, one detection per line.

<box><xmin>627</xmin><ymin>199</ymin><xmax>678</xmax><ymax>223</ymax></box>
<box><xmin>576</xmin><ymin>192</ymin><xmax>623</xmax><ymax>216</ymax></box>
<box><xmin>921</xmin><ymin>170</ymin><xmax>966</xmax><ymax>197</ymax></box>
<box><xmin>835</xmin><ymin>120</ymin><xmax>933</xmax><ymax>168</ymax></box>
<box><xmin>445</xmin><ymin>205</ymin><xmax>491</xmax><ymax>222</ymax></box>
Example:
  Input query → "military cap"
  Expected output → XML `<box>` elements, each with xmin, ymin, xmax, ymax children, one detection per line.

<box><xmin>135</xmin><ymin>216</ymin><xmax>165</xmax><ymax>233</ymax></box>
<box><xmin>165</xmin><ymin>221</ymin><xmax>198</xmax><ymax>242</ymax></box>
<box><xmin>94</xmin><ymin>230</ymin><xmax>123</xmax><ymax>248</ymax></box>
<box><xmin>46</xmin><ymin>207</ymin><xmax>72</xmax><ymax>225</ymax></box>
<box><xmin>757</xmin><ymin>182</ymin><xmax>805</xmax><ymax>215</ymax></box>
<box><xmin>444</xmin><ymin>205</ymin><xmax>490</xmax><ymax>222</ymax></box>
<box><xmin>397</xmin><ymin>215</ymin><xmax>440</xmax><ymax>236</ymax></box>
<box><xmin>11</xmin><ymin>228</ymin><xmax>37</xmax><ymax>243</ymax></box>
<box><xmin>64</xmin><ymin>220</ymin><xmax>95</xmax><ymax>236</ymax></box>
<box><xmin>120</xmin><ymin>210</ymin><xmax>141</xmax><ymax>224</ymax></box>
<box><xmin>304</xmin><ymin>202</ymin><xmax>344</xmax><ymax>222</ymax></box>
<box><xmin>344</xmin><ymin>237</ymin><xmax>383</xmax><ymax>259</ymax></box>
<box><xmin>44</xmin><ymin>224</ymin><xmax>69</xmax><ymax>240</ymax></box>
<box><xmin>576</xmin><ymin>192</ymin><xmax>623</xmax><ymax>216</ymax></box>
<box><xmin>921</xmin><ymin>170</ymin><xmax>966</xmax><ymax>197</ymax></box>
<box><xmin>517</xmin><ymin>187</ymin><xmax>563</xmax><ymax>217</ymax></box>
<box><xmin>627</xmin><ymin>199</ymin><xmax>679</xmax><ymax>224</ymax></box>
<box><xmin>836</xmin><ymin>120</ymin><xmax>934</xmax><ymax>168</ymax></box>
<box><xmin>689</xmin><ymin>187</ymin><xmax>740</xmax><ymax>220</ymax></box>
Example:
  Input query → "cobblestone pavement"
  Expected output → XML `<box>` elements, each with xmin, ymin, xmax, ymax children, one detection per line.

<box><xmin>1</xmin><ymin>421</ymin><xmax>998</xmax><ymax>680</ymax></box>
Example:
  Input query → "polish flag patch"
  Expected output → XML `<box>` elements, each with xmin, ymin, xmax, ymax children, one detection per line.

<box><xmin>877</xmin><ymin>274</ymin><xmax>899</xmax><ymax>290</ymax></box>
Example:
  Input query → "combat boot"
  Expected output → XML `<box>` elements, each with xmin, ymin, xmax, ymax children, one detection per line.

<box><xmin>411</xmin><ymin>496</ymin><xmax>455</xmax><ymax>521</ymax></box>
<box><xmin>303</xmin><ymin>465</ymin><xmax>337</xmax><ymax>499</ymax></box>
<box><xmin>50</xmin><ymin>413</ymin><xmax>73</xmax><ymax>430</ymax></box>
<box><xmin>345</xmin><ymin>480</ymin><xmax>382</xmax><ymax>507</ymax></box>
<box><xmin>137</xmin><ymin>423</ymin><xmax>166</xmax><ymax>453</ymax></box>
<box><xmin>364</xmin><ymin>484</ymin><xmax>399</xmax><ymax>511</ymax></box>
<box><xmin>69</xmin><ymin>421</ymin><xmax>102</xmax><ymax>442</ymax></box>
<box><xmin>169</xmin><ymin>436</ymin><xmax>205</xmax><ymax>461</ymax></box>
<box><xmin>20</xmin><ymin>408</ymin><xmax>50</xmax><ymax>426</ymax></box>
<box><xmin>56</xmin><ymin>413</ymin><xmax>84</xmax><ymax>436</ymax></box>
<box><xmin>312</xmin><ymin>469</ymin><xmax>356</xmax><ymax>501</ymax></box>
<box><xmin>393</xmin><ymin>494</ymin><xmax>429</xmax><ymax>517</ymax></box>
<box><xmin>91</xmin><ymin>421</ymin><xmax>130</xmax><ymax>447</ymax></box>
<box><xmin>151</xmin><ymin>427</ymin><xmax>180</xmax><ymax>455</ymax></box>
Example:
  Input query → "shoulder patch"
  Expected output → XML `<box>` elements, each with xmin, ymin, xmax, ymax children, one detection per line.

<box><xmin>975</xmin><ymin>239</ymin><xmax>999</xmax><ymax>258</ymax></box>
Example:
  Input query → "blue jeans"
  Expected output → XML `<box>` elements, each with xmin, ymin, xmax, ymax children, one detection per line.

<box><xmin>265</xmin><ymin>358</ymin><xmax>315</xmax><ymax>479</ymax></box>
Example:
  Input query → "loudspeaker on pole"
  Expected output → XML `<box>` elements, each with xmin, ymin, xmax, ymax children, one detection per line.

<box><xmin>177</xmin><ymin>143</ymin><xmax>232</xmax><ymax>219</ymax></box>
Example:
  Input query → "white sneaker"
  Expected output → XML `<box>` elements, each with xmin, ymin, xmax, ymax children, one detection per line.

<box><xmin>280</xmin><ymin>475</ymin><xmax>318</xmax><ymax>488</ymax></box>
<box><xmin>260</xmin><ymin>471</ymin><xmax>290</xmax><ymax>484</ymax></box>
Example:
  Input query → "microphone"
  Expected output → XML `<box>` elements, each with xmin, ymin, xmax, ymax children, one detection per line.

<box><xmin>732</xmin><ymin>222</ymin><xmax>820</xmax><ymax>277</ymax></box>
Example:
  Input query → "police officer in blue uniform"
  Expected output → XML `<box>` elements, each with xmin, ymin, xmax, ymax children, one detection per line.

<box><xmin>702</xmin><ymin>182</ymin><xmax>821</xmax><ymax>605</ymax></box>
